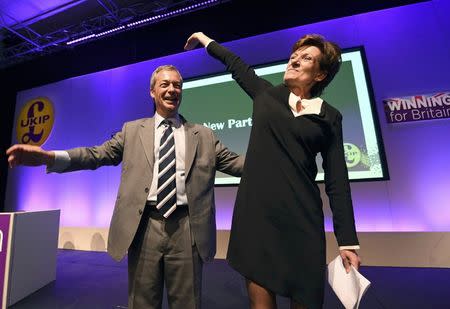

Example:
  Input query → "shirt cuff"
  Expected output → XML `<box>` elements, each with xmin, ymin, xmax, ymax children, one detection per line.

<box><xmin>205</xmin><ymin>40</ymin><xmax>215</xmax><ymax>49</ymax></box>
<box><xmin>46</xmin><ymin>150</ymin><xmax>70</xmax><ymax>173</ymax></box>
<box><xmin>339</xmin><ymin>245</ymin><xmax>360</xmax><ymax>250</ymax></box>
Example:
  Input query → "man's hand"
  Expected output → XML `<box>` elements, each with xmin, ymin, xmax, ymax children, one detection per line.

<box><xmin>6</xmin><ymin>144</ymin><xmax>55</xmax><ymax>168</ymax></box>
<box><xmin>184</xmin><ymin>32</ymin><xmax>214</xmax><ymax>50</ymax></box>
<box><xmin>340</xmin><ymin>249</ymin><xmax>361</xmax><ymax>273</ymax></box>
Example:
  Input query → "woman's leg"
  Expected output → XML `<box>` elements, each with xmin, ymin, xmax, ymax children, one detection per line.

<box><xmin>290</xmin><ymin>299</ymin><xmax>307</xmax><ymax>309</ymax></box>
<box><xmin>246</xmin><ymin>279</ymin><xmax>277</xmax><ymax>309</ymax></box>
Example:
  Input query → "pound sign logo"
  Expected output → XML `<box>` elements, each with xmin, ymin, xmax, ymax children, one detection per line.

<box><xmin>16</xmin><ymin>97</ymin><xmax>54</xmax><ymax>146</ymax></box>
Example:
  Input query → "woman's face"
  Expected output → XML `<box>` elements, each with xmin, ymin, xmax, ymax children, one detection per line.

<box><xmin>283</xmin><ymin>45</ymin><xmax>326</xmax><ymax>92</ymax></box>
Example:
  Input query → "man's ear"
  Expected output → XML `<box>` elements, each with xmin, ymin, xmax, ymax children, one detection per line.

<box><xmin>315</xmin><ymin>71</ymin><xmax>327</xmax><ymax>82</ymax></box>
<box><xmin>150</xmin><ymin>89</ymin><xmax>155</xmax><ymax>99</ymax></box>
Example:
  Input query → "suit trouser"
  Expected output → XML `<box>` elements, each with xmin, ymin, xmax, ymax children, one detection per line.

<box><xmin>128</xmin><ymin>205</ymin><xmax>203</xmax><ymax>309</ymax></box>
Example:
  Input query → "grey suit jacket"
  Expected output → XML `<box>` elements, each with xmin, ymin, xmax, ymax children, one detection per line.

<box><xmin>63</xmin><ymin>116</ymin><xmax>244</xmax><ymax>261</ymax></box>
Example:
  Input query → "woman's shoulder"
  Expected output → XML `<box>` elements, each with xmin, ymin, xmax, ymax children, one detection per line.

<box><xmin>321</xmin><ymin>100</ymin><xmax>342</xmax><ymax>119</ymax></box>
<box><xmin>262</xmin><ymin>83</ymin><xmax>289</xmax><ymax>100</ymax></box>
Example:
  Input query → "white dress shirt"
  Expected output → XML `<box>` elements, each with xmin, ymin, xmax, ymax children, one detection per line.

<box><xmin>148</xmin><ymin>112</ymin><xmax>188</xmax><ymax>205</ymax></box>
<box><xmin>288</xmin><ymin>92</ymin><xmax>323</xmax><ymax>116</ymax></box>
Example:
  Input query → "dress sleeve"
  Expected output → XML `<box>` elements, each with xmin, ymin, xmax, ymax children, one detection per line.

<box><xmin>321</xmin><ymin>112</ymin><xmax>359</xmax><ymax>246</ymax></box>
<box><xmin>206</xmin><ymin>41</ymin><xmax>272</xmax><ymax>100</ymax></box>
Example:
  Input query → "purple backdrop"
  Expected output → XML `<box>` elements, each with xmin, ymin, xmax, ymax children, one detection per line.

<box><xmin>6</xmin><ymin>0</ymin><xmax>450</xmax><ymax>232</ymax></box>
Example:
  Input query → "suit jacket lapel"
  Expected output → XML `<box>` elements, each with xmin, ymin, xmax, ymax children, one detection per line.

<box><xmin>139</xmin><ymin>118</ymin><xmax>155</xmax><ymax>170</ymax></box>
<box><xmin>183</xmin><ymin>118</ymin><xmax>199</xmax><ymax>179</ymax></box>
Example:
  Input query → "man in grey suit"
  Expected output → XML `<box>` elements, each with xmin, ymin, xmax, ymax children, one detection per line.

<box><xmin>7</xmin><ymin>65</ymin><xmax>244</xmax><ymax>309</ymax></box>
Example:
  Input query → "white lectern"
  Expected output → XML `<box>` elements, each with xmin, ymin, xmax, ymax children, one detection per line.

<box><xmin>0</xmin><ymin>210</ymin><xmax>60</xmax><ymax>308</ymax></box>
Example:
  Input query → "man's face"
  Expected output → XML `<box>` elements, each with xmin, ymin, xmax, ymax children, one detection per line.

<box><xmin>283</xmin><ymin>45</ymin><xmax>326</xmax><ymax>91</ymax></box>
<box><xmin>151</xmin><ymin>69</ymin><xmax>182</xmax><ymax>118</ymax></box>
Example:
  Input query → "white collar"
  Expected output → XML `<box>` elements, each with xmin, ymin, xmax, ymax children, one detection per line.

<box><xmin>288</xmin><ymin>92</ymin><xmax>323</xmax><ymax>116</ymax></box>
<box><xmin>155</xmin><ymin>112</ymin><xmax>181</xmax><ymax>128</ymax></box>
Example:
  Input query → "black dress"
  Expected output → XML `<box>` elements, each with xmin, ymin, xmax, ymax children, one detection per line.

<box><xmin>207</xmin><ymin>42</ymin><xmax>359</xmax><ymax>309</ymax></box>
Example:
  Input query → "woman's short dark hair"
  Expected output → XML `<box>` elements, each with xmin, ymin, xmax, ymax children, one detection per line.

<box><xmin>291</xmin><ymin>34</ymin><xmax>342</xmax><ymax>97</ymax></box>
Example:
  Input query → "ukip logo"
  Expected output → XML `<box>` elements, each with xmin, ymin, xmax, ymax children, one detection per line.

<box><xmin>16</xmin><ymin>97</ymin><xmax>54</xmax><ymax>146</ymax></box>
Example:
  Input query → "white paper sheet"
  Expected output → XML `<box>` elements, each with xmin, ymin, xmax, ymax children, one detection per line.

<box><xmin>327</xmin><ymin>255</ymin><xmax>371</xmax><ymax>309</ymax></box>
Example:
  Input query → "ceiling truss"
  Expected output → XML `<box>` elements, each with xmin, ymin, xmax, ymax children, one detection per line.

<box><xmin>0</xmin><ymin>0</ymin><xmax>229</xmax><ymax>68</ymax></box>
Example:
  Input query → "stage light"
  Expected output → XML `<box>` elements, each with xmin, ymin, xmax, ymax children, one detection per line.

<box><xmin>66</xmin><ymin>0</ymin><xmax>223</xmax><ymax>46</ymax></box>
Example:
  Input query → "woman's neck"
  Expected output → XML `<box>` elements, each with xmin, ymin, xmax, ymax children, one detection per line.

<box><xmin>289</xmin><ymin>86</ymin><xmax>311</xmax><ymax>99</ymax></box>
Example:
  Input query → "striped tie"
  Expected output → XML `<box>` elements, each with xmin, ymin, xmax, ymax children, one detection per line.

<box><xmin>156</xmin><ymin>119</ymin><xmax>177</xmax><ymax>218</ymax></box>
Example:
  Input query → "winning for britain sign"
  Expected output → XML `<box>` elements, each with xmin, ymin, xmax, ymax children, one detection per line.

<box><xmin>384</xmin><ymin>92</ymin><xmax>450</xmax><ymax>123</ymax></box>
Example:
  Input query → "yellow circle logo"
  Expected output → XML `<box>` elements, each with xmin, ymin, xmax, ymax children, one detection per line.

<box><xmin>344</xmin><ymin>143</ymin><xmax>361</xmax><ymax>168</ymax></box>
<box><xmin>16</xmin><ymin>97</ymin><xmax>54</xmax><ymax>146</ymax></box>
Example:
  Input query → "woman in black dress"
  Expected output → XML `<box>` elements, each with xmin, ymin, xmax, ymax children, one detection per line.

<box><xmin>185</xmin><ymin>32</ymin><xmax>361</xmax><ymax>309</ymax></box>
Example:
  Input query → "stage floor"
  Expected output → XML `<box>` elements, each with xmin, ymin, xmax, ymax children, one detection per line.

<box><xmin>10</xmin><ymin>249</ymin><xmax>450</xmax><ymax>308</ymax></box>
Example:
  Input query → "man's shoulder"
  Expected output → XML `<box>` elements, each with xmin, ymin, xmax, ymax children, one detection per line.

<box><xmin>192</xmin><ymin>122</ymin><xmax>213</xmax><ymax>132</ymax></box>
<box><xmin>123</xmin><ymin>117</ymin><xmax>153</xmax><ymax>128</ymax></box>
<box><xmin>183</xmin><ymin>120</ymin><xmax>217</xmax><ymax>143</ymax></box>
<box><xmin>180</xmin><ymin>116</ymin><xmax>212</xmax><ymax>132</ymax></box>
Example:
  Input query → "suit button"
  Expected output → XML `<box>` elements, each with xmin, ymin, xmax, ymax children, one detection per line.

<box><xmin>144</xmin><ymin>187</ymin><xmax>149</xmax><ymax>193</ymax></box>
<box><xmin>138</xmin><ymin>209</ymin><xmax>143</xmax><ymax>215</ymax></box>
